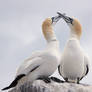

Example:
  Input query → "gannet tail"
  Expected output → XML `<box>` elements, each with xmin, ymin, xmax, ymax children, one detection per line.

<box><xmin>2</xmin><ymin>74</ymin><xmax>25</xmax><ymax>90</ymax></box>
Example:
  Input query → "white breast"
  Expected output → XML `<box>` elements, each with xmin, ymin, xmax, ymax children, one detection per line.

<box><xmin>61</xmin><ymin>39</ymin><xmax>84</xmax><ymax>79</ymax></box>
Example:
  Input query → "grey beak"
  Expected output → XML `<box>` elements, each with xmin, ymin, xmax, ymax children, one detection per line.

<box><xmin>51</xmin><ymin>14</ymin><xmax>62</xmax><ymax>24</ymax></box>
<box><xmin>57</xmin><ymin>12</ymin><xmax>73</xmax><ymax>24</ymax></box>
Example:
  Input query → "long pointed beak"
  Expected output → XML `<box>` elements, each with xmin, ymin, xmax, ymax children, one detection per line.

<box><xmin>51</xmin><ymin>14</ymin><xmax>62</xmax><ymax>24</ymax></box>
<box><xmin>57</xmin><ymin>12</ymin><xmax>73</xmax><ymax>24</ymax></box>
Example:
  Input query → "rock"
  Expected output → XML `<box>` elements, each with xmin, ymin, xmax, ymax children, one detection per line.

<box><xmin>9</xmin><ymin>80</ymin><xmax>92</xmax><ymax>92</ymax></box>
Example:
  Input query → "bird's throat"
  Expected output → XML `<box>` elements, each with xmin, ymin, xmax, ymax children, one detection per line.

<box><xmin>42</xmin><ymin>26</ymin><xmax>57</xmax><ymax>42</ymax></box>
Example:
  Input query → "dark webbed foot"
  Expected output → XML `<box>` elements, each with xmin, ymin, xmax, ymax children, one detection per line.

<box><xmin>37</xmin><ymin>76</ymin><xmax>51</xmax><ymax>83</ymax></box>
<box><xmin>50</xmin><ymin>77</ymin><xmax>64</xmax><ymax>83</ymax></box>
<box><xmin>64</xmin><ymin>77</ymin><xmax>68</xmax><ymax>82</ymax></box>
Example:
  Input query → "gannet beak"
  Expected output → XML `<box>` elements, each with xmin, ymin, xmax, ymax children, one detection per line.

<box><xmin>57</xmin><ymin>12</ymin><xmax>73</xmax><ymax>24</ymax></box>
<box><xmin>51</xmin><ymin>14</ymin><xmax>62</xmax><ymax>25</ymax></box>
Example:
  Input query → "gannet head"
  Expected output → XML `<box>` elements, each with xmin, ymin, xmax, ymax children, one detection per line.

<box><xmin>42</xmin><ymin>14</ymin><xmax>61</xmax><ymax>28</ymax></box>
<box><xmin>42</xmin><ymin>15</ymin><xmax>61</xmax><ymax>42</ymax></box>
<box><xmin>57</xmin><ymin>12</ymin><xmax>82</xmax><ymax>39</ymax></box>
<box><xmin>42</xmin><ymin>18</ymin><xmax>52</xmax><ymax>29</ymax></box>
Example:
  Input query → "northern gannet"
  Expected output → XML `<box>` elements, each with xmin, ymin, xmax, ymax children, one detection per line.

<box><xmin>57</xmin><ymin>12</ymin><xmax>90</xmax><ymax>83</ymax></box>
<box><xmin>2</xmin><ymin>14</ymin><xmax>62</xmax><ymax>90</ymax></box>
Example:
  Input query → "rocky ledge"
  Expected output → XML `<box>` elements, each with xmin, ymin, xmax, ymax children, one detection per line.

<box><xmin>9</xmin><ymin>79</ymin><xmax>92</xmax><ymax>92</ymax></box>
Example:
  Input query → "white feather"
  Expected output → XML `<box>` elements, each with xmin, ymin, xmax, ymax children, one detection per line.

<box><xmin>59</xmin><ymin>38</ymin><xmax>90</xmax><ymax>82</ymax></box>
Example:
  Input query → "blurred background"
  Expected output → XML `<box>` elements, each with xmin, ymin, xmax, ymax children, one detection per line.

<box><xmin>0</xmin><ymin>0</ymin><xmax>92</xmax><ymax>91</ymax></box>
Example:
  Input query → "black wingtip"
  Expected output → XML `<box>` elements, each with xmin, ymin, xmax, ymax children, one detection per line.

<box><xmin>1</xmin><ymin>74</ymin><xmax>25</xmax><ymax>91</ymax></box>
<box><xmin>2</xmin><ymin>86</ymin><xmax>10</xmax><ymax>91</ymax></box>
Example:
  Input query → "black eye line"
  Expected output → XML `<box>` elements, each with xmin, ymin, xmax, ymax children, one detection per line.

<box><xmin>68</xmin><ymin>17</ymin><xmax>73</xmax><ymax>24</ymax></box>
<box><xmin>51</xmin><ymin>17</ymin><xmax>54</xmax><ymax>23</ymax></box>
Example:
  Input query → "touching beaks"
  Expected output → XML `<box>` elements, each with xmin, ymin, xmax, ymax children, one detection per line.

<box><xmin>51</xmin><ymin>14</ymin><xmax>62</xmax><ymax>25</ymax></box>
<box><xmin>57</xmin><ymin>12</ymin><xmax>73</xmax><ymax>24</ymax></box>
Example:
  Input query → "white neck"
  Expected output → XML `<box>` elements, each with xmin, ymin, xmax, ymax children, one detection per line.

<box><xmin>69</xmin><ymin>29</ymin><xmax>80</xmax><ymax>41</ymax></box>
<box><xmin>47</xmin><ymin>32</ymin><xmax>57</xmax><ymax>43</ymax></box>
<box><xmin>42</xmin><ymin>25</ymin><xmax>57</xmax><ymax>43</ymax></box>
<box><xmin>46</xmin><ymin>40</ymin><xmax>59</xmax><ymax>50</ymax></box>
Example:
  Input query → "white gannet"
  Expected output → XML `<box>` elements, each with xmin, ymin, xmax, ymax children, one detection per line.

<box><xmin>2</xmin><ymin>14</ymin><xmax>62</xmax><ymax>90</ymax></box>
<box><xmin>57</xmin><ymin>12</ymin><xmax>90</xmax><ymax>83</ymax></box>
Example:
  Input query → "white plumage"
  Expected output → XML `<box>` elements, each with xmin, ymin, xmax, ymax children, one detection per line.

<box><xmin>58</xmin><ymin>12</ymin><xmax>90</xmax><ymax>83</ymax></box>
<box><xmin>59</xmin><ymin>38</ymin><xmax>90</xmax><ymax>83</ymax></box>
<box><xmin>2</xmin><ymin>15</ymin><xmax>62</xmax><ymax>90</ymax></box>
<box><xmin>16</xmin><ymin>42</ymin><xmax>61</xmax><ymax>83</ymax></box>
